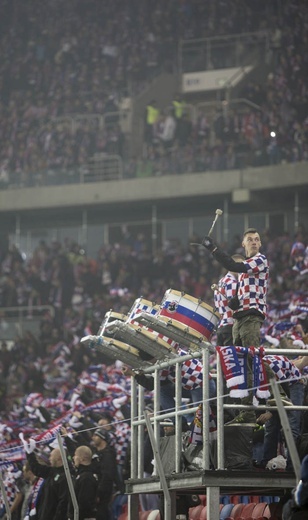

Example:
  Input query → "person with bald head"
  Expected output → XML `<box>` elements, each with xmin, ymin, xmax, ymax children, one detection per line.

<box><xmin>67</xmin><ymin>445</ymin><xmax>98</xmax><ymax>520</ymax></box>
<box><xmin>20</xmin><ymin>436</ymin><xmax>69</xmax><ymax>520</ymax></box>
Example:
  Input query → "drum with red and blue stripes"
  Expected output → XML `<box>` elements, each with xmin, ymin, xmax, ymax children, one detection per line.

<box><xmin>158</xmin><ymin>289</ymin><xmax>220</xmax><ymax>340</ymax></box>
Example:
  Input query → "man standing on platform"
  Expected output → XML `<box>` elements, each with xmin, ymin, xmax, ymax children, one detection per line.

<box><xmin>203</xmin><ymin>228</ymin><xmax>268</xmax><ymax>349</ymax></box>
<box><xmin>203</xmin><ymin>228</ymin><xmax>269</xmax><ymax>424</ymax></box>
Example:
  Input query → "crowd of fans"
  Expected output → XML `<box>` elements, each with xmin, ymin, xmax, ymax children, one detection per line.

<box><xmin>0</xmin><ymin>0</ymin><xmax>307</xmax><ymax>516</ymax></box>
<box><xmin>0</xmin><ymin>228</ymin><xmax>307</xmax><ymax>414</ymax></box>
<box><xmin>139</xmin><ymin>0</ymin><xmax>308</xmax><ymax>177</ymax></box>
<box><xmin>1</xmin><ymin>226</ymin><xmax>307</xmax><ymax>335</ymax></box>
<box><xmin>0</xmin><ymin>227</ymin><xmax>307</xmax><ymax>518</ymax></box>
<box><xmin>0</xmin><ymin>0</ymin><xmax>307</xmax><ymax>187</ymax></box>
<box><xmin>137</xmin><ymin>86</ymin><xmax>307</xmax><ymax>178</ymax></box>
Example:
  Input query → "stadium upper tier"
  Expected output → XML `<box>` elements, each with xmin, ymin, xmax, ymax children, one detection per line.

<box><xmin>0</xmin><ymin>0</ymin><xmax>307</xmax><ymax>188</ymax></box>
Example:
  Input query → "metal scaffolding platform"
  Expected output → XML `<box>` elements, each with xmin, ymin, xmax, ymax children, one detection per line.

<box><xmin>89</xmin><ymin>311</ymin><xmax>306</xmax><ymax>519</ymax></box>
<box><xmin>123</xmin><ymin>344</ymin><xmax>305</xmax><ymax>519</ymax></box>
<box><xmin>126</xmin><ymin>468</ymin><xmax>296</xmax><ymax>496</ymax></box>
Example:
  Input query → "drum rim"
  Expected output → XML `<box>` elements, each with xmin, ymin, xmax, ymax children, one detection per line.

<box><xmin>121</xmin><ymin>322</ymin><xmax>178</xmax><ymax>353</ymax></box>
<box><xmin>130</xmin><ymin>297</ymin><xmax>158</xmax><ymax>306</ymax></box>
<box><xmin>102</xmin><ymin>336</ymin><xmax>141</xmax><ymax>356</ymax></box>
<box><xmin>103</xmin><ymin>311</ymin><xmax>127</xmax><ymax>320</ymax></box>
<box><xmin>161</xmin><ymin>289</ymin><xmax>220</xmax><ymax>319</ymax></box>
<box><xmin>128</xmin><ymin>298</ymin><xmax>159</xmax><ymax>318</ymax></box>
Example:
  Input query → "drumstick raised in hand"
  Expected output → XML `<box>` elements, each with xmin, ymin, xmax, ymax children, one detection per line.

<box><xmin>190</xmin><ymin>209</ymin><xmax>223</xmax><ymax>246</ymax></box>
<box><xmin>208</xmin><ymin>209</ymin><xmax>223</xmax><ymax>237</ymax></box>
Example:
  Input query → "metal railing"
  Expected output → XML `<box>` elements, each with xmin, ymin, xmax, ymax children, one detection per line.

<box><xmin>51</xmin><ymin>109</ymin><xmax>131</xmax><ymax>133</ymax></box>
<box><xmin>195</xmin><ymin>96</ymin><xmax>261</xmax><ymax>116</ymax></box>
<box><xmin>0</xmin><ymin>341</ymin><xmax>303</xmax><ymax>519</ymax></box>
<box><xmin>0</xmin><ymin>305</ymin><xmax>55</xmax><ymax>341</ymax></box>
<box><xmin>179</xmin><ymin>31</ymin><xmax>270</xmax><ymax>74</ymax></box>
<box><xmin>82</xmin><ymin>153</ymin><xmax>123</xmax><ymax>182</ymax></box>
<box><xmin>128</xmin><ymin>341</ymin><xmax>305</xmax><ymax>519</ymax></box>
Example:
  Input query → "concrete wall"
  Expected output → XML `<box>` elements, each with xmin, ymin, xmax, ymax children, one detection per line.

<box><xmin>0</xmin><ymin>161</ymin><xmax>306</xmax><ymax>213</ymax></box>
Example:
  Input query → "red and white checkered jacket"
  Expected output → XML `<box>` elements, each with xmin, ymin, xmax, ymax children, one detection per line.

<box><xmin>235</xmin><ymin>253</ymin><xmax>269</xmax><ymax>317</ymax></box>
<box><xmin>160</xmin><ymin>347</ymin><xmax>210</xmax><ymax>390</ymax></box>
<box><xmin>263</xmin><ymin>355</ymin><xmax>301</xmax><ymax>385</ymax></box>
<box><xmin>214</xmin><ymin>272</ymin><xmax>238</xmax><ymax>328</ymax></box>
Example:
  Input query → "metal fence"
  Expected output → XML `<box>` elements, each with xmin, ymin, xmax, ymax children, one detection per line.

<box><xmin>51</xmin><ymin>109</ymin><xmax>131</xmax><ymax>134</ymax></box>
<box><xmin>82</xmin><ymin>153</ymin><xmax>123</xmax><ymax>182</ymax></box>
<box><xmin>179</xmin><ymin>31</ymin><xmax>270</xmax><ymax>74</ymax></box>
<box><xmin>0</xmin><ymin>305</ymin><xmax>55</xmax><ymax>341</ymax></box>
<box><xmin>127</xmin><ymin>334</ymin><xmax>305</xmax><ymax>519</ymax></box>
<box><xmin>0</xmin><ymin>341</ymin><xmax>304</xmax><ymax>519</ymax></box>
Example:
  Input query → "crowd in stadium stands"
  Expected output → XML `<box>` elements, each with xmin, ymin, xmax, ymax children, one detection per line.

<box><xmin>0</xmin><ymin>229</ymin><xmax>307</xmax><ymax>518</ymax></box>
<box><xmin>0</xmin><ymin>228</ymin><xmax>307</xmax><ymax>408</ymax></box>
<box><xmin>0</xmin><ymin>0</ymin><xmax>307</xmax><ymax>188</ymax></box>
<box><xmin>0</xmin><ymin>1</ymin><xmax>307</xmax><ymax>518</ymax></box>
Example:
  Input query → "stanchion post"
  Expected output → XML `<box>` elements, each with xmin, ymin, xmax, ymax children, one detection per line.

<box><xmin>56</xmin><ymin>432</ymin><xmax>79</xmax><ymax>520</ymax></box>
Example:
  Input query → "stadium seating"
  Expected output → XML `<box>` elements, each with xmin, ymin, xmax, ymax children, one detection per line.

<box><xmin>189</xmin><ymin>504</ymin><xmax>204</xmax><ymax>518</ymax></box>
<box><xmin>250</xmin><ymin>502</ymin><xmax>271</xmax><ymax>519</ymax></box>
<box><xmin>199</xmin><ymin>505</ymin><xmax>208</xmax><ymax>519</ymax></box>
<box><xmin>237</xmin><ymin>502</ymin><xmax>258</xmax><ymax>519</ymax></box>
<box><xmin>187</xmin><ymin>501</ymin><xmax>282</xmax><ymax>520</ymax></box>
<box><xmin>225</xmin><ymin>503</ymin><xmax>246</xmax><ymax>519</ymax></box>
<box><xmin>220</xmin><ymin>504</ymin><xmax>236</xmax><ymax>518</ymax></box>
<box><xmin>118</xmin><ymin>510</ymin><xmax>161</xmax><ymax>520</ymax></box>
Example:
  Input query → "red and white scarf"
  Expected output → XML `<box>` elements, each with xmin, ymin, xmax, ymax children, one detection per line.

<box><xmin>189</xmin><ymin>404</ymin><xmax>217</xmax><ymax>444</ymax></box>
<box><xmin>24</xmin><ymin>477</ymin><xmax>44</xmax><ymax>520</ymax></box>
<box><xmin>216</xmin><ymin>346</ymin><xmax>271</xmax><ymax>401</ymax></box>
<box><xmin>216</xmin><ymin>345</ymin><xmax>245</xmax><ymax>389</ymax></box>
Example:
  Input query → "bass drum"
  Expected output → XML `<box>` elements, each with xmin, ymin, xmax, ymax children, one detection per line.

<box><xmin>158</xmin><ymin>289</ymin><xmax>220</xmax><ymax>342</ymax></box>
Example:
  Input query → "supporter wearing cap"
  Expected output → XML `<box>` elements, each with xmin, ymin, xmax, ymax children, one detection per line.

<box><xmin>162</xmin><ymin>418</ymin><xmax>175</xmax><ymax>437</ymax></box>
<box><xmin>92</xmin><ymin>429</ymin><xmax>117</xmax><ymax>520</ymax></box>
<box><xmin>97</xmin><ymin>413</ymin><xmax>117</xmax><ymax>445</ymax></box>
<box><xmin>97</xmin><ymin>413</ymin><xmax>128</xmax><ymax>495</ymax></box>
<box><xmin>93</xmin><ymin>429</ymin><xmax>110</xmax><ymax>443</ymax></box>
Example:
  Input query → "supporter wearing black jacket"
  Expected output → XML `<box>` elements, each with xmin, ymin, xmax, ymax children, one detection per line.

<box><xmin>68</xmin><ymin>445</ymin><xmax>98</xmax><ymax>520</ymax></box>
<box><xmin>92</xmin><ymin>429</ymin><xmax>117</xmax><ymax>520</ymax></box>
<box><xmin>26</xmin><ymin>448</ymin><xmax>69</xmax><ymax>520</ymax></box>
